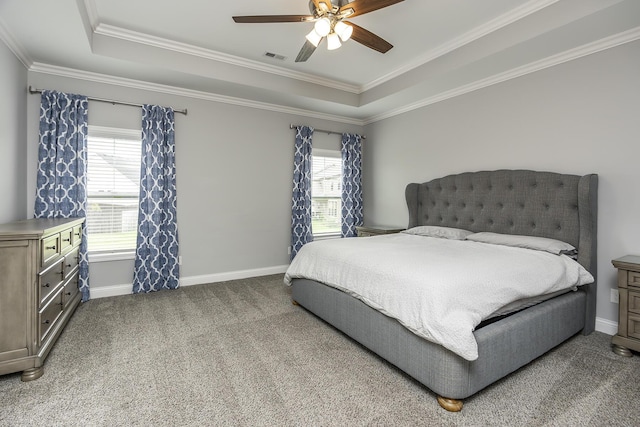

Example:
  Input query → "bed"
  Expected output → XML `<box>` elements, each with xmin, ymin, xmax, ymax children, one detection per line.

<box><xmin>285</xmin><ymin>169</ymin><xmax>598</xmax><ymax>411</ymax></box>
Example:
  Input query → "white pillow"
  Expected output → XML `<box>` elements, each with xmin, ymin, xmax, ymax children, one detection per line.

<box><xmin>401</xmin><ymin>226</ymin><xmax>473</xmax><ymax>240</ymax></box>
<box><xmin>465</xmin><ymin>232</ymin><xmax>576</xmax><ymax>255</ymax></box>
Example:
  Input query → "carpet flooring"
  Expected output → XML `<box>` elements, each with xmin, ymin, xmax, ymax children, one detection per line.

<box><xmin>1</xmin><ymin>274</ymin><xmax>638</xmax><ymax>426</ymax></box>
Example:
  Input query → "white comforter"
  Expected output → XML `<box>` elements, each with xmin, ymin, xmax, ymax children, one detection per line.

<box><xmin>284</xmin><ymin>234</ymin><xmax>594</xmax><ymax>361</ymax></box>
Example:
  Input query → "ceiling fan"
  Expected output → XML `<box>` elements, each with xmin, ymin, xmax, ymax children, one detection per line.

<box><xmin>233</xmin><ymin>0</ymin><xmax>404</xmax><ymax>62</ymax></box>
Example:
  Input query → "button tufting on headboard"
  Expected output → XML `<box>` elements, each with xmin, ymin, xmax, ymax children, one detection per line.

<box><xmin>404</xmin><ymin>170</ymin><xmax>599</xmax><ymax>339</ymax></box>
<box><xmin>405</xmin><ymin>170</ymin><xmax>593</xmax><ymax>251</ymax></box>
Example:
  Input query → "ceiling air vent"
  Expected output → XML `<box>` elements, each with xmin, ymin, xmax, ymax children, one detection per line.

<box><xmin>264</xmin><ymin>52</ymin><xmax>286</xmax><ymax>61</ymax></box>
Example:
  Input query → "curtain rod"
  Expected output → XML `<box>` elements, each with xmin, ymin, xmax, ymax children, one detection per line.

<box><xmin>289</xmin><ymin>124</ymin><xmax>366</xmax><ymax>139</ymax></box>
<box><xmin>28</xmin><ymin>86</ymin><xmax>187</xmax><ymax>116</ymax></box>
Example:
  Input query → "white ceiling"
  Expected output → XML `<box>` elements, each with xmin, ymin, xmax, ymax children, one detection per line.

<box><xmin>1</xmin><ymin>0</ymin><xmax>639</xmax><ymax>123</ymax></box>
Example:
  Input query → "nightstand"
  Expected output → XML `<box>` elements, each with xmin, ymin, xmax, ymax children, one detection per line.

<box><xmin>355</xmin><ymin>225</ymin><xmax>404</xmax><ymax>237</ymax></box>
<box><xmin>611</xmin><ymin>255</ymin><xmax>640</xmax><ymax>357</ymax></box>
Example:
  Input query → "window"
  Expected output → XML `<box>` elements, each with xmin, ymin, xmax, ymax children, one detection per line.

<box><xmin>86</xmin><ymin>126</ymin><xmax>141</xmax><ymax>255</ymax></box>
<box><xmin>312</xmin><ymin>150</ymin><xmax>342</xmax><ymax>235</ymax></box>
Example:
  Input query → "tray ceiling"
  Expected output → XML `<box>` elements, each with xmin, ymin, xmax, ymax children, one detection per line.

<box><xmin>1</xmin><ymin>0</ymin><xmax>638</xmax><ymax>123</ymax></box>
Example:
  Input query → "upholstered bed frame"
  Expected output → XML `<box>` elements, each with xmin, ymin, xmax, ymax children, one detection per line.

<box><xmin>291</xmin><ymin>170</ymin><xmax>598</xmax><ymax>411</ymax></box>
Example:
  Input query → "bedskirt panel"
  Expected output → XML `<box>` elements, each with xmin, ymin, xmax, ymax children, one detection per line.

<box><xmin>291</xmin><ymin>278</ymin><xmax>586</xmax><ymax>399</ymax></box>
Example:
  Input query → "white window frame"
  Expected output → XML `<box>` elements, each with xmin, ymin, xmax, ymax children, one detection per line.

<box><xmin>86</xmin><ymin>126</ymin><xmax>141</xmax><ymax>263</ymax></box>
<box><xmin>311</xmin><ymin>149</ymin><xmax>342</xmax><ymax>239</ymax></box>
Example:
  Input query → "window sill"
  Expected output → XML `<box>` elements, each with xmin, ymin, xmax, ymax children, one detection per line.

<box><xmin>88</xmin><ymin>251</ymin><xmax>135</xmax><ymax>263</ymax></box>
<box><xmin>313</xmin><ymin>233</ymin><xmax>341</xmax><ymax>240</ymax></box>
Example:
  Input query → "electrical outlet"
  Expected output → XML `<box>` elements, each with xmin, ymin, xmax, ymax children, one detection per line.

<box><xmin>287</xmin><ymin>246</ymin><xmax>292</xmax><ymax>255</ymax></box>
<box><xmin>610</xmin><ymin>288</ymin><xmax>619</xmax><ymax>304</ymax></box>
<box><xmin>178</xmin><ymin>256</ymin><xmax>183</xmax><ymax>265</ymax></box>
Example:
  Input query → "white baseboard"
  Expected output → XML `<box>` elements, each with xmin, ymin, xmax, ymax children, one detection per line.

<box><xmin>88</xmin><ymin>265</ymin><xmax>289</xmax><ymax>300</ymax></box>
<box><xmin>179</xmin><ymin>265</ymin><xmax>289</xmax><ymax>287</ymax></box>
<box><xmin>90</xmin><ymin>283</ymin><xmax>134</xmax><ymax>299</ymax></box>
<box><xmin>595</xmin><ymin>317</ymin><xmax>618</xmax><ymax>336</ymax></box>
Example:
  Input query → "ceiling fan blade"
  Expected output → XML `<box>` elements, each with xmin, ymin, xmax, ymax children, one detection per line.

<box><xmin>339</xmin><ymin>0</ymin><xmax>404</xmax><ymax>18</ymax></box>
<box><xmin>233</xmin><ymin>15</ymin><xmax>314</xmax><ymax>23</ymax></box>
<box><xmin>349</xmin><ymin>23</ymin><xmax>393</xmax><ymax>53</ymax></box>
<box><xmin>295</xmin><ymin>40</ymin><xmax>319</xmax><ymax>62</ymax></box>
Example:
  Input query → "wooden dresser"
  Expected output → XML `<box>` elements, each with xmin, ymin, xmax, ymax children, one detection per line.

<box><xmin>355</xmin><ymin>225</ymin><xmax>404</xmax><ymax>237</ymax></box>
<box><xmin>611</xmin><ymin>255</ymin><xmax>640</xmax><ymax>357</ymax></box>
<box><xmin>0</xmin><ymin>217</ymin><xmax>84</xmax><ymax>381</ymax></box>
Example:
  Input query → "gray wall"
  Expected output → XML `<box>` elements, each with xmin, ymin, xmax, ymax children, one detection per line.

<box><xmin>0</xmin><ymin>40</ymin><xmax>27</xmax><ymax>223</ymax></box>
<box><xmin>25</xmin><ymin>72</ymin><xmax>363</xmax><ymax>291</ymax></box>
<box><xmin>363</xmin><ymin>40</ymin><xmax>640</xmax><ymax>327</ymax></box>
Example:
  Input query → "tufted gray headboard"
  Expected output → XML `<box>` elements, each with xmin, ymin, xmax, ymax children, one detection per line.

<box><xmin>405</xmin><ymin>170</ymin><xmax>598</xmax><ymax>333</ymax></box>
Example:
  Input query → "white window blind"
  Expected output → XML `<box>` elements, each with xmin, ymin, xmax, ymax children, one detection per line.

<box><xmin>312</xmin><ymin>150</ymin><xmax>342</xmax><ymax>235</ymax></box>
<box><xmin>86</xmin><ymin>127</ymin><xmax>141</xmax><ymax>254</ymax></box>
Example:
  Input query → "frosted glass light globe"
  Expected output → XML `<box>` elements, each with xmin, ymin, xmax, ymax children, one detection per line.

<box><xmin>314</xmin><ymin>17</ymin><xmax>331</xmax><ymax>37</ymax></box>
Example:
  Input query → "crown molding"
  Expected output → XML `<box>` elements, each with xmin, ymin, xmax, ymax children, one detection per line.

<box><xmin>81</xmin><ymin>0</ymin><xmax>99</xmax><ymax>31</ymax></box>
<box><xmin>27</xmin><ymin>23</ymin><xmax>640</xmax><ymax>128</ymax></box>
<box><xmin>361</xmin><ymin>0</ymin><xmax>559</xmax><ymax>92</ymax></box>
<box><xmin>28</xmin><ymin>63</ymin><xmax>365</xmax><ymax>126</ymax></box>
<box><xmin>94</xmin><ymin>23</ymin><xmax>361</xmax><ymax>95</ymax></box>
<box><xmin>364</xmin><ymin>25</ymin><xmax>640</xmax><ymax>124</ymax></box>
<box><xmin>0</xmin><ymin>16</ymin><xmax>32</xmax><ymax>68</ymax></box>
<box><xmin>86</xmin><ymin>0</ymin><xmax>559</xmax><ymax>95</ymax></box>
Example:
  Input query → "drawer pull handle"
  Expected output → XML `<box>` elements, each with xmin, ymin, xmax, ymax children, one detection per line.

<box><xmin>66</xmin><ymin>263</ymin><xmax>72</xmax><ymax>268</ymax></box>
<box><xmin>43</xmin><ymin>283</ymin><xmax>50</xmax><ymax>288</ymax></box>
<box><xmin>43</xmin><ymin>320</ymin><xmax>50</xmax><ymax>325</ymax></box>
<box><xmin>65</xmin><ymin>292</ymin><xmax>72</xmax><ymax>296</ymax></box>
<box><xmin>46</xmin><ymin>245</ymin><xmax>56</xmax><ymax>250</ymax></box>
<box><xmin>63</xmin><ymin>238</ymin><xmax>71</xmax><ymax>242</ymax></box>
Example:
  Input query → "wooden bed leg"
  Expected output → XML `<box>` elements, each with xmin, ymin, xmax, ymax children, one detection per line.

<box><xmin>292</xmin><ymin>300</ymin><xmax>299</xmax><ymax>306</ymax></box>
<box><xmin>437</xmin><ymin>396</ymin><xmax>463</xmax><ymax>412</ymax></box>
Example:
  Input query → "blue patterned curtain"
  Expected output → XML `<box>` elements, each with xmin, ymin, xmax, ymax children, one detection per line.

<box><xmin>291</xmin><ymin>126</ymin><xmax>314</xmax><ymax>260</ymax></box>
<box><xmin>132</xmin><ymin>105</ymin><xmax>180</xmax><ymax>293</ymax></box>
<box><xmin>34</xmin><ymin>90</ymin><xmax>90</xmax><ymax>301</ymax></box>
<box><xmin>341</xmin><ymin>133</ymin><xmax>363</xmax><ymax>238</ymax></box>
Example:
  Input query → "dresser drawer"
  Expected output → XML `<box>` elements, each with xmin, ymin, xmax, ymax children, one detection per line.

<box><xmin>63</xmin><ymin>247</ymin><xmax>79</xmax><ymax>279</ymax></box>
<box><xmin>39</xmin><ymin>260</ymin><xmax>64</xmax><ymax>304</ymax></box>
<box><xmin>41</xmin><ymin>233</ymin><xmax>60</xmax><ymax>267</ymax></box>
<box><xmin>629</xmin><ymin>271</ymin><xmax>640</xmax><ymax>288</ymax></box>
<box><xmin>628</xmin><ymin>290</ymin><xmax>640</xmax><ymax>315</ymax></box>
<box><xmin>39</xmin><ymin>292</ymin><xmax>63</xmax><ymax>342</ymax></box>
<box><xmin>62</xmin><ymin>276</ymin><xmax>79</xmax><ymax>307</ymax></box>
<box><xmin>60</xmin><ymin>228</ymin><xmax>73</xmax><ymax>252</ymax></box>
<box><xmin>628</xmin><ymin>314</ymin><xmax>640</xmax><ymax>340</ymax></box>
<box><xmin>71</xmin><ymin>224</ymin><xmax>82</xmax><ymax>246</ymax></box>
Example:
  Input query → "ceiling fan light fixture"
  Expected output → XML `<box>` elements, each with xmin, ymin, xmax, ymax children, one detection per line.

<box><xmin>327</xmin><ymin>32</ymin><xmax>342</xmax><ymax>50</ymax></box>
<box><xmin>233</xmin><ymin>0</ymin><xmax>403</xmax><ymax>63</ymax></box>
<box><xmin>305</xmin><ymin>29</ymin><xmax>322</xmax><ymax>47</ymax></box>
<box><xmin>334</xmin><ymin>21</ymin><xmax>353</xmax><ymax>42</ymax></box>
<box><xmin>314</xmin><ymin>17</ymin><xmax>331</xmax><ymax>37</ymax></box>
